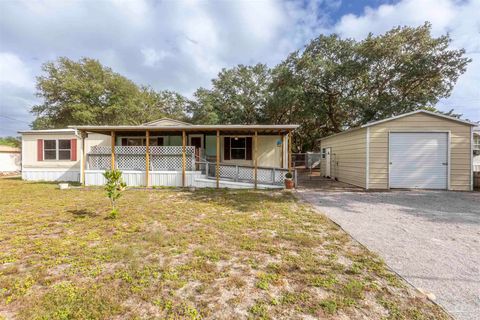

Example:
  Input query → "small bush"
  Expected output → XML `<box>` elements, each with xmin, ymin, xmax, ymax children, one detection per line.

<box><xmin>103</xmin><ymin>169</ymin><xmax>126</xmax><ymax>218</ymax></box>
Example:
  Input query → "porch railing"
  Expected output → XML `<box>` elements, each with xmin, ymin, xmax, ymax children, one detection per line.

<box><xmin>87</xmin><ymin>146</ymin><xmax>195</xmax><ymax>171</ymax></box>
<box><xmin>202</xmin><ymin>162</ymin><xmax>292</xmax><ymax>186</ymax></box>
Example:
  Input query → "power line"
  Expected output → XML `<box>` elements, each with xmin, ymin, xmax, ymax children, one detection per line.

<box><xmin>0</xmin><ymin>115</ymin><xmax>31</xmax><ymax>124</ymax></box>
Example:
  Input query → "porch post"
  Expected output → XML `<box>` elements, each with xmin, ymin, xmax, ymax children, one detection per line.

<box><xmin>254</xmin><ymin>130</ymin><xmax>258</xmax><ymax>189</ymax></box>
<box><xmin>182</xmin><ymin>130</ymin><xmax>186</xmax><ymax>187</ymax></box>
<box><xmin>288</xmin><ymin>130</ymin><xmax>292</xmax><ymax>173</ymax></box>
<box><xmin>280</xmin><ymin>130</ymin><xmax>284</xmax><ymax>169</ymax></box>
<box><xmin>216</xmin><ymin>130</ymin><xmax>220</xmax><ymax>188</ymax></box>
<box><xmin>146</xmin><ymin>130</ymin><xmax>150</xmax><ymax>187</ymax></box>
<box><xmin>80</xmin><ymin>131</ymin><xmax>86</xmax><ymax>186</ymax></box>
<box><xmin>111</xmin><ymin>131</ymin><xmax>115</xmax><ymax>170</ymax></box>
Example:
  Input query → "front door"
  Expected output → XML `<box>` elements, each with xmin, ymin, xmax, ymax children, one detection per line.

<box><xmin>325</xmin><ymin>148</ymin><xmax>331</xmax><ymax>177</ymax></box>
<box><xmin>190</xmin><ymin>137</ymin><xmax>202</xmax><ymax>161</ymax></box>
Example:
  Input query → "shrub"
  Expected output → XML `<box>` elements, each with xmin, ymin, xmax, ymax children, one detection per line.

<box><xmin>285</xmin><ymin>172</ymin><xmax>293</xmax><ymax>179</ymax></box>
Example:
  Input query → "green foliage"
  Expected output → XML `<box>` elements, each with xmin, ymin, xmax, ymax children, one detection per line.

<box><xmin>189</xmin><ymin>64</ymin><xmax>271</xmax><ymax>125</ymax></box>
<box><xmin>31</xmin><ymin>57</ymin><xmax>189</xmax><ymax>129</ymax></box>
<box><xmin>0</xmin><ymin>136</ymin><xmax>21</xmax><ymax>148</ymax></box>
<box><xmin>285</xmin><ymin>172</ymin><xmax>293</xmax><ymax>179</ymax></box>
<box><xmin>103</xmin><ymin>169</ymin><xmax>126</xmax><ymax>218</ymax></box>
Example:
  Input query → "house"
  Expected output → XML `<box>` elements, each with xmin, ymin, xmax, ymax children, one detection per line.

<box><xmin>19</xmin><ymin>119</ymin><xmax>299</xmax><ymax>189</ymax></box>
<box><xmin>319</xmin><ymin>110</ymin><xmax>477</xmax><ymax>191</ymax></box>
<box><xmin>0</xmin><ymin>145</ymin><xmax>21</xmax><ymax>173</ymax></box>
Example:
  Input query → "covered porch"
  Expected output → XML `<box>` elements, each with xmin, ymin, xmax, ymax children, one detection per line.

<box><xmin>73</xmin><ymin>121</ymin><xmax>298</xmax><ymax>188</ymax></box>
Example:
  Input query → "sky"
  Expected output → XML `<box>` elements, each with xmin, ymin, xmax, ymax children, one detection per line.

<box><xmin>0</xmin><ymin>0</ymin><xmax>479</xmax><ymax>136</ymax></box>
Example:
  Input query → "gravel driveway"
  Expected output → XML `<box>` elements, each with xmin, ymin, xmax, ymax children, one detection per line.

<box><xmin>297</xmin><ymin>189</ymin><xmax>480</xmax><ymax>320</ymax></box>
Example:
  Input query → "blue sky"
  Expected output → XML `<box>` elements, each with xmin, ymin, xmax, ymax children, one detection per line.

<box><xmin>0</xmin><ymin>0</ymin><xmax>479</xmax><ymax>136</ymax></box>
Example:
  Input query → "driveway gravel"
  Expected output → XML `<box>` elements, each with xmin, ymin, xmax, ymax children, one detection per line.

<box><xmin>297</xmin><ymin>189</ymin><xmax>480</xmax><ymax>320</ymax></box>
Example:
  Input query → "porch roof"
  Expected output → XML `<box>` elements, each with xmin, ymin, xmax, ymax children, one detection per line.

<box><xmin>70</xmin><ymin>124</ymin><xmax>299</xmax><ymax>135</ymax></box>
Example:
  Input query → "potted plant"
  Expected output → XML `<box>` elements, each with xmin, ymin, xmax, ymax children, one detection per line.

<box><xmin>284</xmin><ymin>172</ymin><xmax>294</xmax><ymax>189</ymax></box>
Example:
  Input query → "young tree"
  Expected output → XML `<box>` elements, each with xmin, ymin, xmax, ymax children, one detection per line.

<box><xmin>103</xmin><ymin>169</ymin><xmax>127</xmax><ymax>219</ymax></box>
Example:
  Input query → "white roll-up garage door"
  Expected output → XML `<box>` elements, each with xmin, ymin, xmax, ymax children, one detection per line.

<box><xmin>389</xmin><ymin>132</ymin><xmax>448</xmax><ymax>189</ymax></box>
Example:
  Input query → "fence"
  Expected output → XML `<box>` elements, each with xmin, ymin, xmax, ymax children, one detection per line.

<box><xmin>87</xmin><ymin>146</ymin><xmax>195</xmax><ymax>171</ymax></box>
<box><xmin>292</xmin><ymin>152</ymin><xmax>322</xmax><ymax>169</ymax></box>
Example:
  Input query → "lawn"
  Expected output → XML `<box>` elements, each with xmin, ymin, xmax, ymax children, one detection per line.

<box><xmin>0</xmin><ymin>178</ymin><xmax>449</xmax><ymax>319</ymax></box>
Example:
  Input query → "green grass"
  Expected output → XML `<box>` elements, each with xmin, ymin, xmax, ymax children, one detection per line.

<box><xmin>0</xmin><ymin>178</ymin><xmax>450</xmax><ymax>319</ymax></box>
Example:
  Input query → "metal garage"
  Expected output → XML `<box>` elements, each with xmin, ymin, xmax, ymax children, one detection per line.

<box><xmin>319</xmin><ymin>110</ymin><xmax>476</xmax><ymax>191</ymax></box>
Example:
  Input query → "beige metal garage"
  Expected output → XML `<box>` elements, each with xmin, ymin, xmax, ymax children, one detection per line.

<box><xmin>319</xmin><ymin>110</ymin><xmax>476</xmax><ymax>191</ymax></box>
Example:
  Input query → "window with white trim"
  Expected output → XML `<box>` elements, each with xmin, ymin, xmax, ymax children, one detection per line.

<box><xmin>230</xmin><ymin>137</ymin><xmax>246</xmax><ymax>160</ymax></box>
<box><xmin>321</xmin><ymin>148</ymin><xmax>326</xmax><ymax>159</ymax></box>
<box><xmin>44</xmin><ymin>139</ymin><xmax>71</xmax><ymax>160</ymax></box>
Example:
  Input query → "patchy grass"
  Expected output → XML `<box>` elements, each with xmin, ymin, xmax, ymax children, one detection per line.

<box><xmin>0</xmin><ymin>178</ymin><xmax>450</xmax><ymax>319</ymax></box>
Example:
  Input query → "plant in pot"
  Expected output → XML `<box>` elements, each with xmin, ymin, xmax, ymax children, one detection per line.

<box><xmin>284</xmin><ymin>172</ymin><xmax>294</xmax><ymax>189</ymax></box>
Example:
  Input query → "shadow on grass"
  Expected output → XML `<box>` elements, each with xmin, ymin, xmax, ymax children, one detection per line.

<box><xmin>68</xmin><ymin>209</ymin><xmax>98</xmax><ymax>218</ymax></box>
<box><xmin>184</xmin><ymin>188</ymin><xmax>296</xmax><ymax>213</ymax></box>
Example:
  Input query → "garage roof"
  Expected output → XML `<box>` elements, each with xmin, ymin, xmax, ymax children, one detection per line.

<box><xmin>362</xmin><ymin>110</ymin><xmax>477</xmax><ymax>127</ymax></box>
<box><xmin>319</xmin><ymin>110</ymin><xmax>477</xmax><ymax>141</ymax></box>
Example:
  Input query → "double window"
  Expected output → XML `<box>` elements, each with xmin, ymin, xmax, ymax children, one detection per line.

<box><xmin>44</xmin><ymin>140</ymin><xmax>71</xmax><ymax>160</ymax></box>
<box><xmin>224</xmin><ymin>137</ymin><xmax>252</xmax><ymax>161</ymax></box>
<box><xmin>321</xmin><ymin>148</ymin><xmax>326</xmax><ymax>159</ymax></box>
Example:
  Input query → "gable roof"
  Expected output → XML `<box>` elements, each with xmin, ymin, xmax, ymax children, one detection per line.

<box><xmin>319</xmin><ymin>110</ymin><xmax>477</xmax><ymax>141</ymax></box>
<box><xmin>361</xmin><ymin>110</ymin><xmax>477</xmax><ymax>128</ymax></box>
<box><xmin>142</xmin><ymin>118</ymin><xmax>192</xmax><ymax>126</ymax></box>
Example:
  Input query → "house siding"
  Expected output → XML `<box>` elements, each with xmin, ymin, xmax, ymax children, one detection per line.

<box><xmin>219</xmin><ymin>135</ymin><xmax>283</xmax><ymax>168</ymax></box>
<box><xmin>368</xmin><ymin>112</ymin><xmax>472</xmax><ymax>191</ymax></box>
<box><xmin>320</xmin><ymin>128</ymin><xmax>367</xmax><ymax>188</ymax></box>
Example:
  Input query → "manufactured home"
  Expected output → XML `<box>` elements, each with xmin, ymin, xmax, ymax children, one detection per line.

<box><xmin>19</xmin><ymin>119</ymin><xmax>298</xmax><ymax>189</ymax></box>
<box><xmin>320</xmin><ymin>110</ymin><xmax>476</xmax><ymax>191</ymax></box>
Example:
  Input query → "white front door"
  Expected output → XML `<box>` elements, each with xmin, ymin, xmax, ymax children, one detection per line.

<box><xmin>325</xmin><ymin>148</ymin><xmax>331</xmax><ymax>177</ymax></box>
<box><xmin>389</xmin><ymin>132</ymin><xmax>448</xmax><ymax>189</ymax></box>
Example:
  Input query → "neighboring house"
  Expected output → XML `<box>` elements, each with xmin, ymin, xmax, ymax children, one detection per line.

<box><xmin>0</xmin><ymin>145</ymin><xmax>21</xmax><ymax>172</ymax></box>
<box><xmin>19</xmin><ymin>119</ymin><xmax>298</xmax><ymax>188</ymax></box>
<box><xmin>474</xmin><ymin>126</ymin><xmax>480</xmax><ymax>172</ymax></box>
<box><xmin>320</xmin><ymin>110</ymin><xmax>477</xmax><ymax>191</ymax></box>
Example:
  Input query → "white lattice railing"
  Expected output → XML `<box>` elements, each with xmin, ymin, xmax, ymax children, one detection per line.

<box><xmin>205</xmin><ymin>162</ymin><xmax>291</xmax><ymax>186</ymax></box>
<box><xmin>87</xmin><ymin>146</ymin><xmax>195</xmax><ymax>171</ymax></box>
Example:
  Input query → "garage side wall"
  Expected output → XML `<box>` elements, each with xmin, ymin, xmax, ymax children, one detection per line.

<box><xmin>320</xmin><ymin>128</ymin><xmax>367</xmax><ymax>188</ymax></box>
<box><xmin>368</xmin><ymin>113</ymin><xmax>472</xmax><ymax>190</ymax></box>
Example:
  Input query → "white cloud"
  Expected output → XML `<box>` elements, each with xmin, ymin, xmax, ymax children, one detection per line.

<box><xmin>141</xmin><ymin>48</ymin><xmax>169</xmax><ymax>67</ymax></box>
<box><xmin>0</xmin><ymin>52</ymin><xmax>34</xmax><ymax>88</ymax></box>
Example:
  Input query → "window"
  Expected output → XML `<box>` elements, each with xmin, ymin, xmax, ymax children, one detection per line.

<box><xmin>44</xmin><ymin>139</ymin><xmax>71</xmax><ymax>160</ymax></box>
<box><xmin>44</xmin><ymin>140</ymin><xmax>57</xmax><ymax>160</ymax></box>
<box><xmin>58</xmin><ymin>140</ymin><xmax>71</xmax><ymax>160</ymax></box>
<box><xmin>230</xmin><ymin>137</ymin><xmax>246</xmax><ymax>160</ymax></box>
<box><xmin>321</xmin><ymin>148</ymin><xmax>326</xmax><ymax>159</ymax></box>
<box><xmin>121</xmin><ymin>137</ymin><xmax>164</xmax><ymax>146</ymax></box>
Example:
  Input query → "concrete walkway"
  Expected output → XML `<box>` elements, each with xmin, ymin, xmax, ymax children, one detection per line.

<box><xmin>297</xmin><ymin>189</ymin><xmax>480</xmax><ymax>320</ymax></box>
